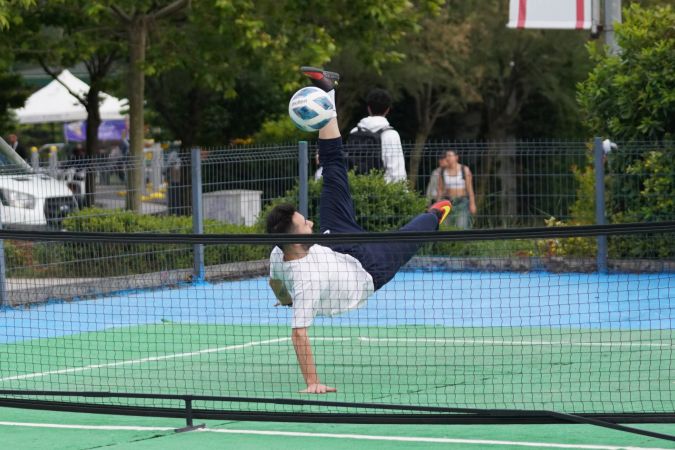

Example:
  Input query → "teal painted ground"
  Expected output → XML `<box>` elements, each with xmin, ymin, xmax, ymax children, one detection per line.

<box><xmin>0</xmin><ymin>271</ymin><xmax>673</xmax><ymax>415</ymax></box>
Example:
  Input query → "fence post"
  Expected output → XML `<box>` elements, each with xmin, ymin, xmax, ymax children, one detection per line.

<box><xmin>0</xmin><ymin>209</ymin><xmax>6</xmax><ymax>307</ymax></box>
<box><xmin>594</xmin><ymin>137</ymin><xmax>608</xmax><ymax>274</ymax></box>
<box><xmin>30</xmin><ymin>146</ymin><xmax>39</xmax><ymax>170</ymax></box>
<box><xmin>298</xmin><ymin>141</ymin><xmax>309</xmax><ymax>217</ymax></box>
<box><xmin>191</xmin><ymin>147</ymin><xmax>205</xmax><ymax>282</ymax></box>
<box><xmin>48</xmin><ymin>145</ymin><xmax>58</xmax><ymax>177</ymax></box>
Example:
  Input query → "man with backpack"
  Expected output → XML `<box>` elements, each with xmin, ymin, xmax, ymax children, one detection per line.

<box><xmin>347</xmin><ymin>88</ymin><xmax>406</xmax><ymax>183</ymax></box>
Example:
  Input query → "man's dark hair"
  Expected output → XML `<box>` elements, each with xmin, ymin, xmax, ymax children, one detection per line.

<box><xmin>266</xmin><ymin>203</ymin><xmax>297</xmax><ymax>234</ymax></box>
<box><xmin>366</xmin><ymin>88</ymin><xmax>392</xmax><ymax>116</ymax></box>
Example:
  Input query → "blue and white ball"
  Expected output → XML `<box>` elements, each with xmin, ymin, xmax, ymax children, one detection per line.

<box><xmin>288</xmin><ymin>87</ymin><xmax>336</xmax><ymax>132</ymax></box>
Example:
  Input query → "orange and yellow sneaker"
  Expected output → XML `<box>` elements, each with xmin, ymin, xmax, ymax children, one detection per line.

<box><xmin>429</xmin><ymin>200</ymin><xmax>452</xmax><ymax>225</ymax></box>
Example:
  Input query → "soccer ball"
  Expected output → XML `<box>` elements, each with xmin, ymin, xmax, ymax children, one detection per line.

<box><xmin>288</xmin><ymin>87</ymin><xmax>336</xmax><ymax>132</ymax></box>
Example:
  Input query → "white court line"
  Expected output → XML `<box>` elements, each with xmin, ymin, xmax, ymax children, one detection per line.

<box><xmin>0</xmin><ymin>337</ymin><xmax>291</xmax><ymax>383</ymax></box>
<box><xmin>201</xmin><ymin>428</ymin><xmax>675</xmax><ymax>450</ymax></box>
<box><xmin>358</xmin><ymin>337</ymin><xmax>673</xmax><ymax>348</ymax></box>
<box><xmin>0</xmin><ymin>336</ymin><xmax>353</xmax><ymax>383</ymax></box>
<box><xmin>0</xmin><ymin>421</ymin><xmax>672</xmax><ymax>450</ymax></box>
<box><xmin>0</xmin><ymin>421</ymin><xmax>173</xmax><ymax>431</ymax></box>
<box><xmin>312</xmin><ymin>337</ymin><xmax>352</xmax><ymax>341</ymax></box>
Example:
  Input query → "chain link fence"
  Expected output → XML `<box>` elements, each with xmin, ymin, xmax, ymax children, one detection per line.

<box><xmin>0</xmin><ymin>138</ymin><xmax>672</xmax><ymax>305</ymax></box>
<box><xmin>5</xmin><ymin>138</ymin><xmax>672</xmax><ymax>231</ymax></box>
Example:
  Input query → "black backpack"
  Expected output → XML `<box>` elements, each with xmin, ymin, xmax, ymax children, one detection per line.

<box><xmin>344</xmin><ymin>126</ymin><xmax>393</xmax><ymax>175</ymax></box>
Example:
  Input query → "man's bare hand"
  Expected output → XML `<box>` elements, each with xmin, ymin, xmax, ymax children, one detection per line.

<box><xmin>300</xmin><ymin>384</ymin><xmax>337</xmax><ymax>394</ymax></box>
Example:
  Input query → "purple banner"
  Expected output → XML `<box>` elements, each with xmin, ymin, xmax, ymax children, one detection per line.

<box><xmin>64</xmin><ymin>120</ymin><xmax>128</xmax><ymax>142</ymax></box>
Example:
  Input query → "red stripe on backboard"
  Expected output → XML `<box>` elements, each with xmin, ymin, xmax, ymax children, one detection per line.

<box><xmin>576</xmin><ymin>0</ymin><xmax>585</xmax><ymax>29</ymax></box>
<box><xmin>517</xmin><ymin>0</ymin><xmax>527</xmax><ymax>28</ymax></box>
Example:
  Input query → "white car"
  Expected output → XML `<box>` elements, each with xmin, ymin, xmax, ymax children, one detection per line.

<box><xmin>0</xmin><ymin>137</ymin><xmax>78</xmax><ymax>228</ymax></box>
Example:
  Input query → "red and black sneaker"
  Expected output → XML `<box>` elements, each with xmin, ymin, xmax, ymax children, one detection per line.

<box><xmin>428</xmin><ymin>200</ymin><xmax>452</xmax><ymax>225</ymax></box>
<box><xmin>300</xmin><ymin>66</ymin><xmax>340</xmax><ymax>92</ymax></box>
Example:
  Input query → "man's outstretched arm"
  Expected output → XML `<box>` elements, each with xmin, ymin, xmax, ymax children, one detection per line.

<box><xmin>269</xmin><ymin>279</ymin><xmax>292</xmax><ymax>306</ymax></box>
<box><xmin>291</xmin><ymin>327</ymin><xmax>337</xmax><ymax>394</ymax></box>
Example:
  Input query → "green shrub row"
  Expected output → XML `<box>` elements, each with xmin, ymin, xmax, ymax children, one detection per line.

<box><xmin>9</xmin><ymin>167</ymin><xmax>661</xmax><ymax>280</ymax></box>
<box><xmin>5</xmin><ymin>208</ymin><xmax>268</xmax><ymax>278</ymax></box>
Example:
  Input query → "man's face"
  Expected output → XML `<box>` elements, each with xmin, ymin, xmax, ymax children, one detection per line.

<box><xmin>291</xmin><ymin>212</ymin><xmax>313</xmax><ymax>234</ymax></box>
<box><xmin>7</xmin><ymin>134</ymin><xmax>17</xmax><ymax>144</ymax></box>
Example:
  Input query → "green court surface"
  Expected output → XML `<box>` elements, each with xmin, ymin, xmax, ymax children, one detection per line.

<box><xmin>1</xmin><ymin>406</ymin><xmax>675</xmax><ymax>450</ymax></box>
<box><xmin>1</xmin><ymin>270</ymin><xmax>673</xmax><ymax>448</ymax></box>
<box><xmin>1</xmin><ymin>323</ymin><xmax>673</xmax><ymax>414</ymax></box>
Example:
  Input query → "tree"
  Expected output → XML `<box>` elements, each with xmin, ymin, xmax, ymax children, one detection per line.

<box><xmin>0</xmin><ymin>42</ymin><xmax>31</xmax><ymax>132</ymax></box>
<box><xmin>143</xmin><ymin>0</ymin><xmax>336</xmax><ymax>149</ymax></box>
<box><xmin>0</xmin><ymin>0</ymin><xmax>34</xmax><ymax>29</ymax></box>
<box><xmin>577</xmin><ymin>4</ymin><xmax>674</xmax><ymax>224</ymax></box>
<box><xmin>106</xmin><ymin>0</ymin><xmax>190</xmax><ymax>212</ymax></box>
<box><xmin>0</xmin><ymin>0</ymin><xmax>37</xmax><ymax>136</ymax></box>
<box><xmin>143</xmin><ymin>0</ymin><xmax>443</xmax><ymax>147</ymax></box>
<box><xmin>382</xmin><ymin>3</ymin><xmax>480</xmax><ymax>188</ymax></box>
<box><xmin>465</xmin><ymin>0</ymin><xmax>589</xmax><ymax>224</ymax></box>
<box><xmin>578</xmin><ymin>4</ymin><xmax>674</xmax><ymax>142</ymax></box>
<box><xmin>15</xmin><ymin>2</ymin><xmax>125</xmax><ymax>207</ymax></box>
<box><xmin>137</xmin><ymin>0</ymin><xmax>444</xmax><ymax>214</ymax></box>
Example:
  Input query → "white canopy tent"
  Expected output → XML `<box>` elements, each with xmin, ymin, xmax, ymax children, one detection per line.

<box><xmin>14</xmin><ymin>70</ymin><xmax>128</xmax><ymax>124</ymax></box>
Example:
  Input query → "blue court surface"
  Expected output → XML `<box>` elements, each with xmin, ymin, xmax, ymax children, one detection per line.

<box><xmin>1</xmin><ymin>271</ymin><xmax>673</xmax><ymax>343</ymax></box>
<box><xmin>1</xmin><ymin>269</ymin><xmax>674</xmax><ymax>449</ymax></box>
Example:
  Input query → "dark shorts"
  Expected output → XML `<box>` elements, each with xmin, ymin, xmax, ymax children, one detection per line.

<box><xmin>318</xmin><ymin>137</ymin><xmax>438</xmax><ymax>290</ymax></box>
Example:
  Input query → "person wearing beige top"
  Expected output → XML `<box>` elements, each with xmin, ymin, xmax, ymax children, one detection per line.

<box><xmin>426</xmin><ymin>149</ymin><xmax>477</xmax><ymax>229</ymax></box>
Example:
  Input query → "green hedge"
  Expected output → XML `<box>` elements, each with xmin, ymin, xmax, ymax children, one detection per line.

<box><xmin>258</xmin><ymin>172</ymin><xmax>541</xmax><ymax>258</ymax></box>
<box><xmin>258</xmin><ymin>171</ymin><xmax>429</xmax><ymax>232</ymax></box>
<box><xmin>5</xmin><ymin>208</ymin><xmax>268</xmax><ymax>278</ymax></box>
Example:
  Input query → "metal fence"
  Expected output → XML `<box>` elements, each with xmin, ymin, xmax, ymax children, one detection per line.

<box><xmin>2</xmin><ymin>138</ymin><xmax>673</xmax><ymax>230</ymax></box>
<box><xmin>0</xmin><ymin>138</ymin><xmax>673</xmax><ymax>306</ymax></box>
<box><xmin>0</xmin><ymin>140</ymin><xmax>675</xmax><ymax>231</ymax></box>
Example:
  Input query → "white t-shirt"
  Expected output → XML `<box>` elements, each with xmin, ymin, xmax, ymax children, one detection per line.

<box><xmin>351</xmin><ymin>116</ymin><xmax>406</xmax><ymax>184</ymax></box>
<box><xmin>269</xmin><ymin>245</ymin><xmax>375</xmax><ymax>328</ymax></box>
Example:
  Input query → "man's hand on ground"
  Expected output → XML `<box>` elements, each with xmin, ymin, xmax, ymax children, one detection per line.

<box><xmin>299</xmin><ymin>384</ymin><xmax>337</xmax><ymax>394</ymax></box>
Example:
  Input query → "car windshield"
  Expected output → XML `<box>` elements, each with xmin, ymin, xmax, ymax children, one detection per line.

<box><xmin>0</xmin><ymin>137</ymin><xmax>32</xmax><ymax>175</ymax></box>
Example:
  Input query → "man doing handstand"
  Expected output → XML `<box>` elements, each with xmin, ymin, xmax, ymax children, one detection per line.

<box><xmin>266</xmin><ymin>68</ymin><xmax>451</xmax><ymax>394</ymax></box>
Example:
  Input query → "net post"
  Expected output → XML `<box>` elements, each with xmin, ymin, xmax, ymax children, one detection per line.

<box><xmin>298</xmin><ymin>141</ymin><xmax>309</xmax><ymax>217</ymax></box>
<box><xmin>174</xmin><ymin>397</ymin><xmax>205</xmax><ymax>433</ymax></box>
<box><xmin>191</xmin><ymin>147</ymin><xmax>205</xmax><ymax>282</ymax></box>
<box><xmin>593</xmin><ymin>137</ymin><xmax>608</xmax><ymax>274</ymax></box>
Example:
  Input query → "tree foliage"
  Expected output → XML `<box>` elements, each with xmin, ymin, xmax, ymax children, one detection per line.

<box><xmin>577</xmin><ymin>4</ymin><xmax>674</xmax><ymax>224</ymax></box>
<box><xmin>0</xmin><ymin>1</ymin><xmax>37</xmax><ymax>131</ymax></box>
<box><xmin>144</xmin><ymin>0</ymin><xmax>443</xmax><ymax>147</ymax></box>
<box><xmin>578</xmin><ymin>4</ymin><xmax>674</xmax><ymax>141</ymax></box>
<box><xmin>382</xmin><ymin>2</ymin><xmax>480</xmax><ymax>187</ymax></box>
<box><xmin>13</xmin><ymin>1</ymin><xmax>127</xmax><ymax>206</ymax></box>
<box><xmin>259</xmin><ymin>171</ymin><xmax>428</xmax><ymax>233</ymax></box>
<box><xmin>0</xmin><ymin>0</ymin><xmax>34</xmax><ymax>29</ymax></box>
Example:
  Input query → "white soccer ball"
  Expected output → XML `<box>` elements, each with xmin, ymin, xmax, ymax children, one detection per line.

<box><xmin>288</xmin><ymin>87</ymin><xmax>336</xmax><ymax>132</ymax></box>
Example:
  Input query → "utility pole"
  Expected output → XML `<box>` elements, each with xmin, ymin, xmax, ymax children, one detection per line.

<box><xmin>603</xmin><ymin>0</ymin><xmax>622</xmax><ymax>54</ymax></box>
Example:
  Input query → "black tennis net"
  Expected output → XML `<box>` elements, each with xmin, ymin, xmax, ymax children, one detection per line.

<box><xmin>0</xmin><ymin>222</ymin><xmax>673</xmax><ymax>432</ymax></box>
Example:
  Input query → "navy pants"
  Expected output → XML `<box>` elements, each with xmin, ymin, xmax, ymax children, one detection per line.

<box><xmin>318</xmin><ymin>137</ymin><xmax>438</xmax><ymax>290</ymax></box>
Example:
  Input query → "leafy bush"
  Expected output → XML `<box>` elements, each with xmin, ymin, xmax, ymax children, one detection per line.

<box><xmin>421</xmin><ymin>239</ymin><xmax>537</xmax><ymax>259</ymax></box>
<box><xmin>577</xmin><ymin>4</ymin><xmax>675</xmax><ymax>230</ymax></box>
<box><xmin>259</xmin><ymin>171</ymin><xmax>429</xmax><ymax>232</ymax></box>
<box><xmin>259</xmin><ymin>172</ymin><xmax>539</xmax><ymax>258</ymax></box>
<box><xmin>6</xmin><ymin>209</ymin><xmax>268</xmax><ymax>278</ymax></box>
<box><xmin>577</xmin><ymin>4</ymin><xmax>674</xmax><ymax>142</ymax></box>
<box><xmin>535</xmin><ymin>217</ymin><xmax>597</xmax><ymax>258</ymax></box>
<box><xmin>252</xmin><ymin>116</ymin><xmax>307</xmax><ymax>144</ymax></box>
